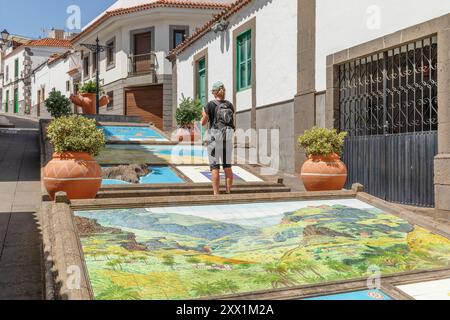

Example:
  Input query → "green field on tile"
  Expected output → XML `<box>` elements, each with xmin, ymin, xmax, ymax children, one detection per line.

<box><xmin>74</xmin><ymin>199</ymin><xmax>450</xmax><ymax>300</ymax></box>
<box><xmin>96</xmin><ymin>144</ymin><xmax>208</xmax><ymax>165</ymax></box>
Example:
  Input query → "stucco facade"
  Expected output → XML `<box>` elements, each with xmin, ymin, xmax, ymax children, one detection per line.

<box><xmin>175</xmin><ymin>0</ymin><xmax>298</xmax><ymax>172</ymax></box>
<box><xmin>31</xmin><ymin>52</ymin><xmax>75</xmax><ymax>118</ymax></box>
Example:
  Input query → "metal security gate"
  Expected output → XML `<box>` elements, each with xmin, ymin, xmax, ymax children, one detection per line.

<box><xmin>339</xmin><ymin>36</ymin><xmax>438</xmax><ymax>207</ymax></box>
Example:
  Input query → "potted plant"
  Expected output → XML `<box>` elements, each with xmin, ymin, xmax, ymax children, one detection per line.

<box><xmin>43</xmin><ymin>115</ymin><xmax>106</xmax><ymax>200</ymax></box>
<box><xmin>45</xmin><ymin>90</ymin><xmax>72</xmax><ymax>118</ymax></box>
<box><xmin>70</xmin><ymin>80</ymin><xmax>109</xmax><ymax>115</ymax></box>
<box><xmin>174</xmin><ymin>95</ymin><xmax>203</xmax><ymax>142</ymax></box>
<box><xmin>298</xmin><ymin>127</ymin><xmax>348</xmax><ymax>191</ymax></box>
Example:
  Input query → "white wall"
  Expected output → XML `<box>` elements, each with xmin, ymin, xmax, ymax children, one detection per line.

<box><xmin>32</xmin><ymin>55</ymin><xmax>73</xmax><ymax>118</ymax></box>
<box><xmin>176</xmin><ymin>0</ymin><xmax>297</xmax><ymax>111</ymax></box>
<box><xmin>316</xmin><ymin>0</ymin><xmax>450</xmax><ymax>91</ymax></box>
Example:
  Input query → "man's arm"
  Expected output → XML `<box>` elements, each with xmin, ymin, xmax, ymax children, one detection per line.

<box><xmin>201</xmin><ymin>110</ymin><xmax>209</xmax><ymax>127</ymax></box>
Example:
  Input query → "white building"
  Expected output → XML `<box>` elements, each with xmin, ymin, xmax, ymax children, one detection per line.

<box><xmin>0</xmin><ymin>35</ymin><xmax>30</xmax><ymax>114</ymax></box>
<box><xmin>71</xmin><ymin>0</ymin><xmax>235</xmax><ymax>130</ymax></box>
<box><xmin>170</xmin><ymin>0</ymin><xmax>450</xmax><ymax>213</ymax></box>
<box><xmin>171</xmin><ymin>0</ymin><xmax>299</xmax><ymax>173</ymax></box>
<box><xmin>30</xmin><ymin>51</ymin><xmax>80</xmax><ymax>118</ymax></box>
<box><xmin>0</xmin><ymin>38</ymin><xmax>72</xmax><ymax>116</ymax></box>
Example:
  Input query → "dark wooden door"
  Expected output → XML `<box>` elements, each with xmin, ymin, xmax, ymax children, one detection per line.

<box><xmin>133</xmin><ymin>32</ymin><xmax>151</xmax><ymax>74</ymax></box>
<box><xmin>125</xmin><ymin>85</ymin><xmax>163</xmax><ymax>129</ymax></box>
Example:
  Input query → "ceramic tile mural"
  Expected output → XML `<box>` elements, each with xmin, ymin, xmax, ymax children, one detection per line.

<box><xmin>74</xmin><ymin>199</ymin><xmax>450</xmax><ymax>300</ymax></box>
<box><xmin>303</xmin><ymin>289</ymin><xmax>392</xmax><ymax>300</ymax></box>
<box><xmin>102</xmin><ymin>166</ymin><xmax>185</xmax><ymax>185</ymax></box>
<box><xmin>396</xmin><ymin>278</ymin><xmax>450</xmax><ymax>300</ymax></box>
<box><xmin>176</xmin><ymin>166</ymin><xmax>264</xmax><ymax>183</ymax></box>
<box><xmin>100</xmin><ymin>126</ymin><xmax>168</xmax><ymax>142</ymax></box>
<box><xmin>96</xmin><ymin>144</ymin><xmax>209</xmax><ymax>165</ymax></box>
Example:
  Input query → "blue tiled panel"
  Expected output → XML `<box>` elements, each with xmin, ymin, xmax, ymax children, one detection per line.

<box><xmin>304</xmin><ymin>289</ymin><xmax>392</xmax><ymax>300</ymax></box>
<box><xmin>100</xmin><ymin>126</ymin><xmax>167</xmax><ymax>142</ymax></box>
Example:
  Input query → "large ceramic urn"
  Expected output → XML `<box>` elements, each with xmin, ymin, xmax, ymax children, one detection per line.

<box><xmin>43</xmin><ymin>152</ymin><xmax>102</xmax><ymax>200</ymax></box>
<box><xmin>70</xmin><ymin>93</ymin><xmax>109</xmax><ymax>115</ymax></box>
<box><xmin>300</xmin><ymin>153</ymin><xmax>348</xmax><ymax>191</ymax></box>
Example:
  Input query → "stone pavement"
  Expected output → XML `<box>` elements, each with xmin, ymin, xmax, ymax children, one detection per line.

<box><xmin>0</xmin><ymin>116</ymin><xmax>43</xmax><ymax>300</ymax></box>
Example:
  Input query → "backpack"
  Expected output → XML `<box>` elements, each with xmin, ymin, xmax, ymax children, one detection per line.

<box><xmin>213</xmin><ymin>100</ymin><xmax>234</xmax><ymax>130</ymax></box>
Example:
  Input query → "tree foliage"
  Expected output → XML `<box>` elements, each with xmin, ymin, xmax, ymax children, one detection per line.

<box><xmin>45</xmin><ymin>90</ymin><xmax>72</xmax><ymax>118</ymax></box>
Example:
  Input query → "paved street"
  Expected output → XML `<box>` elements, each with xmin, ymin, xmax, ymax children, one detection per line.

<box><xmin>0</xmin><ymin>116</ymin><xmax>43</xmax><ymax>300</ymax></box>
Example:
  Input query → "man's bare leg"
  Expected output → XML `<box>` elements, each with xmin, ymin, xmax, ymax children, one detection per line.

<box><xmin>211</xmin><ymin>169</ymin><xmax>220</xmax><ymax>195</ymax></box>
<box><xmin>224</xmin><ymin>167</ymin><xmax>234</xmax><ymax>194</ymax></box>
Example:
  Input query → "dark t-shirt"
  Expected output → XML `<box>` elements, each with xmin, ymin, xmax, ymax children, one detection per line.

<box><xmin>204</xmin><ymin>99</ymin><xmax>235</xmax><ymax>129</ymax></box>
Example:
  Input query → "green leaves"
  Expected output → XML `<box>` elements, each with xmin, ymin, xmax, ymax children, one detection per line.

<box><xmin>175</xmin><ymin>95</ymin><xmax>203</xmax><ymax>127</ymax></box>
<box><xmin>45</xmin><ymin>90</ymin><xmax>72</xmax><ymax>118</ymax></box>
<box><xmin>47</xmin><ymin>115</ymin><xmax>106</xmax><ymax>156</ymax></box>
<box><xmin>79</xmin><ymin>80</ymin><xmax>100</xmax><ymax>94</ymax></box>
<box><xmin>298</xmin><ymin>127</ymin><xmax>348</xmax><ymax>157</ymax></box>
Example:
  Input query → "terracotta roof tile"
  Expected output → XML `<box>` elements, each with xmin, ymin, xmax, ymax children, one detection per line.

<box><xmin>169</xmin><ymin>0</ymin><xmax>252</xmax><ymax>58</ymax></box>
<box><xmin>71</xmin><ymin>0</ymin><xmax>231</xmax><ymax>43</ymax></box>
<box><xmin>26</xmin><ymin>38</ymin><xmax>73</xmax><ymax>48</ymax></box>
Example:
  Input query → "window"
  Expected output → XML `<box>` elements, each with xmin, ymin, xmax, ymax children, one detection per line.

<box><xmin>106</xmin><ymin>38</ymin><xmax>115</xmax><ymax>68</ymax></box>
<box><xmin>236</xmin><ymin>30</ymin><xmax>252</xmax><ymax>91</ymax></box>
<box><xmin>173</xmin><ymin>30</ymin><xmax>186</xmax><ymax>48</ymax></box>
<box><xmin>14</xmin><ymin>58</ymin><xmax>19</xmax><ymax>79</ymax></box>
<box><xmin>66</xmin><ymin>81</ymin><xmax>70</xmax><ymax>92</ymax></box>
<box><xmin>92</xmin><ymin>52</ymin><xmax>98</xmax><ymax>74</ymax></box>
<box><xmin>170</xmin><ymin>26</ymin><xmax>188</xmax><ymax>50</ymax></box>
<box><xmin>5</xmin><ymin>66</ymin><xmax>9</xmax><ymax>82</ymax></box>
<box><xmin>106</xmin><ymin>91</ymin><xmax>114</xmax><ymax>111</ymax></box>
<box><xmin>83</xmin><ymin>56</ymin><xmax>90</xmax><ymax>78</ymax></box>
<box><xmin>196</xmin><ymin>57</ymin><xmax>207</xmax><ymax>106</ymax></box>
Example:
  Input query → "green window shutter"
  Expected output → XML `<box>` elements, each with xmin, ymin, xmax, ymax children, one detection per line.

<box><xmin>236</xmin><ymin>30</ymin><xmax>252</xmax><ymax>92</ymax></box>
<box><xmin>14</xmin><ymin>59</ymin><xmax>19</xmax><ymax>79</ymax></box>
<box><xmin>197</xmin><ymin>57</ymin><xmax>207</xmax><ymax>106</ymax></box>
<box><xmin>5</xmin><ymin>90</ymin><xmax>9</xmax><ymax>113</ymax></box>
<box><xmin>14</xmin><ymin>88</ymin><xmax>18</xmax><ymax>113</ymax></box>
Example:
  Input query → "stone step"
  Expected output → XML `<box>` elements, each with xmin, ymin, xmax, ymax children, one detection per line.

<box><xmin>96</xmin><ymin>185</ymin><xmax>291</xmax><ymax>199</ymax></box>
<box><xmin>100</xmin><ymin>181</ymin><xmax>284</xmax><ymax>191</ymax></box>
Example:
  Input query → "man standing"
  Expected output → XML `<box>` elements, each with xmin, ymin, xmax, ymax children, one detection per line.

<box><xmin>201</xmin><ymin>82</ymin><xmax>235</xmax><ymax>195</ymax></box>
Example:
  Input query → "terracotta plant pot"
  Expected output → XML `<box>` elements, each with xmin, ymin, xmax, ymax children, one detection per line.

<box><xmin>43</xmin><ymin>152</ymin><xmax>102</xmax><ymax>200</ymax></box>
<box><xmin>70</xmin><ymin>93</ymin><xmax>109</xmax><ymax>115</ymax></box>
<box><xmin>300</xmin><ymin>153</ymin><xmax>348</xmax><ymax>191</ymax></box>
<box><xmin>175</xmin><ymin>123</ymin><xmax>201</xmax><ymax>143</ymax></box>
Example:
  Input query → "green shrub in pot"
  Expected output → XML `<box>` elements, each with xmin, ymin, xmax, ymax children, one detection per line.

<box><xmin>47</xmin><ymin>115</ymin><xmax>106</xmax><ymax>156</ymax></box>
<box><xmin>298</xmin><ymin>127</ymin><xmax>347</xmax><ymax>157</ymax></box>
<box><xmin>175</xmin><ymin>95</ymin><xmax>203</xmax><ymax>128</ymax></box>
<box><xmin>79</xmin><ymin>80</ymin><xmax>102</xmax><ymax>94</ymax></box>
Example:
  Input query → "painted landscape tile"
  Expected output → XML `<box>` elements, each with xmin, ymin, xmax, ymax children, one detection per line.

<box><xmin>96</xmin><ymin>145</ymin><xmax>209</xmax><ymax>165</ymax></box>
<box><xmin>74</xmin><ymin>199</ymin><xmax>450</xmax><ymax>300</ymax></box>
<box><xmin>100</xmin><ymin>126</ymin><xmax>168</xmax><ymax>142</ymax></box>
<box><xmin>102</xmin><ymin>166</ymin><xmax>185</xmax><ymax>185</ymax></box>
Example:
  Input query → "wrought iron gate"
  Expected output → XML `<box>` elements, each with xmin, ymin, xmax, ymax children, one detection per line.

<box><xmin>339</xmin><ymin>36</ymin><xmax>438</xmax><ymax>207</ymax></box>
